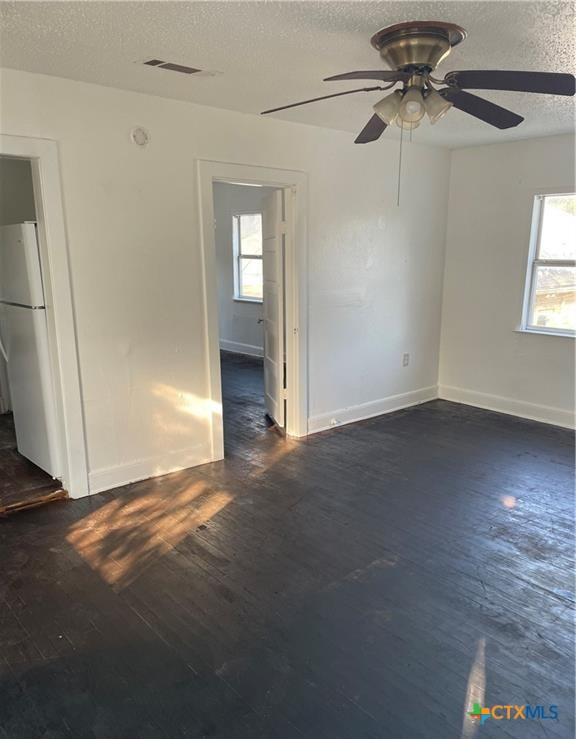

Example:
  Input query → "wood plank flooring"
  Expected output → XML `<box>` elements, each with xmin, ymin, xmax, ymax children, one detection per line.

<box><xmin>0</xmin><ymin>352</ymin><xmax>574</xmax><ymax>738</ymax></box>
<box><xmin>0</xmin><ymin>413</ymin><xmax>64</xmax><ymax>515</ymax></box>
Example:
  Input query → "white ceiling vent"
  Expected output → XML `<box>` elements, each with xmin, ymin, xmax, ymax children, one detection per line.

<box><xmin>139</xmin><ymin>59</ymin><xmax>220</xmax><ymax>77</ymax></box>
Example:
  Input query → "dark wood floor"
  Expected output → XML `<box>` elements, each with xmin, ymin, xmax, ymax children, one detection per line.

<box><xmin>0</xmin><ymin>352</ymin><xmax>574</xmax><ymax>738</ymax></box>
<box><xmin>0</xmin><ymin>413</ymin><xmax>62</xmax><ymax>513</ymax></box>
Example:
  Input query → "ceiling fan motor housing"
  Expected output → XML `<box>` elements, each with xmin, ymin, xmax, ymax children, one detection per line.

<box><xmin>370</xmin><ymin>21</ymin><xmax>467</xmax><ymax>73</ymax></box>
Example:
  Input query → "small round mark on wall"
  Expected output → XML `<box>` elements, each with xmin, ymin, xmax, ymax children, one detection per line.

<box><xmin>130</xmin><ymin>126</ymin><xmax>150</xmax><ymax>147</ymax></box>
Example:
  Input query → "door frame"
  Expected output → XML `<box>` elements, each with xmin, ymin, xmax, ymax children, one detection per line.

<box><xmin>0</xmin><ymin>134</ymin><xmax>89</xmax><ymax>498</ymax></box>
<box><xmin>197</xmin><ymin>160</ymin><xmax>308</xmax><ymax>457</ymax></box>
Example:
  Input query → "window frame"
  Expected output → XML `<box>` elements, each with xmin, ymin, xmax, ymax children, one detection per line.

<box><xmin>520</xmin><ymin>191</ymin><xmax>576</xmax><ymax>338</ymax></box>
<box><xmin>232</xmin><ymin>211</ymin><xmax>264</xmax><ymax>303</ymax></box>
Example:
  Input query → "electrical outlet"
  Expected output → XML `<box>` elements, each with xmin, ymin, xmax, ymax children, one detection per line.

<box><xmin>402</xmin><ymin>353</ymin><xmax>410</xmax><ymax>367</ymax></box>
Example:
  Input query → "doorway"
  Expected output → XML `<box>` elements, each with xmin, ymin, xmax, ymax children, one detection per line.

<box><xmin>0</xmin><ymin>135</ymin><xmax>88</xmax><ymax>501</ymax></box>
<box><xmin>0</xmin><ymin>156</ymin><xmax>67</xmax><ymax>512</ymax></box>
<box><xmin>213</xmin><ymin>182</ymin><xmax>286</xmax><ymax>452</ymax></box>
<box><xmin>197</xmin><ymin>161</ymin><xmax>308</xmax><ymax>461</ymax></box>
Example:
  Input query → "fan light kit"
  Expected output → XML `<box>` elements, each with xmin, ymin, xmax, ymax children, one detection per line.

<box><xmin>261</xmin><ymin>20</ymin><xmax>575</xmax><ymax>203</ymax></box>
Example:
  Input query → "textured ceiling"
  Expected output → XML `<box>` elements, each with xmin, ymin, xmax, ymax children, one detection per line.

<box><xmin>1</xmin><ymin>1</ymin><xmax>574</xmax><ymax>147</ymax></box>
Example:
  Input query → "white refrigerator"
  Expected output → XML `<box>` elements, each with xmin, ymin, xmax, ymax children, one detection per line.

<box><xmin>0</xmin><ymin>223</ymin><xmax>61</xmax><ymax>478</ymax></box>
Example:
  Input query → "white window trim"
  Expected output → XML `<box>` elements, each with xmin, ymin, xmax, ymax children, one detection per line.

<box><xmin>520</xmin><ymin>190</ymin><xmax>575</xmax><ymax>338</ymax></box>
<box><xmin>232</xmin><ymin>211</ymin><xmax>263</xmax><ymax>303</ymax></box>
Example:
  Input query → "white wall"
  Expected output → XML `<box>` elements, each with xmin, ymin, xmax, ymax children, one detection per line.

<box><xmin>0</xmin><ymin>68</ymin><xmax>451</xmax><ymax>492</ymax></box>
<box><xmin>213</xmin><ymin>182</ymin><xmax>273</xmax><ymax>357</ymax></box>
<box><xmin>0</xmin><ymin>155</ymin><xmax>36</xmax><ymax>225</ymax></box>
<box><xmin>439</xmin><ymin>134</ymin><xmax>575</xmax><ymax>428</ymax></box>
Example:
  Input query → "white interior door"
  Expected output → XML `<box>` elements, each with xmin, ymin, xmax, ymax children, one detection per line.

<box><xmin>262</xmin><ymin>189</ymin><xmax>287</xmax><ymax>428</ymax></box>
<box><xmin>0</xmin><ymin>355</ymin><xmax>11</xmax><ymax>413</ymax></box>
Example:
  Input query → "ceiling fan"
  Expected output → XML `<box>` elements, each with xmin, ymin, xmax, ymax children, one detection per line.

<box><xmin>261</xmin><ymin>21</ymin><xmax>576</xmax><ymax>143</ymax></box>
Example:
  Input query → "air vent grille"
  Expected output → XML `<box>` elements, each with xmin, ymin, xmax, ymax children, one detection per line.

<box><xmin>142</xmin><ymin>59</ymin><xmax>202</xmax><ymax>74</ymax></box>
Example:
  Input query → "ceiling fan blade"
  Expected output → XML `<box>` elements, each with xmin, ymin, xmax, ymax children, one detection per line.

<box><xmin>445</xmin><ymin>70</ymin><xmax>576</xmax><ymax>96</ymax></box>
<box><xmin>355</xmin><ymin>114</ymin><xmax>387</xmax><ymax>144</ymax></box>
<box><xmin>324</xmin><ymin>70</ymin><xmax>410</xmax><ymax>83</ymax></box>
<box><xmin>261</xmin><ymin>86</ymin><xmax>383</xmax><ymax>114</ymax></box>
<box><xmin>440</xmin><ymin>89</ymin><xmax>524</xmax><ymax>129</ymax></box>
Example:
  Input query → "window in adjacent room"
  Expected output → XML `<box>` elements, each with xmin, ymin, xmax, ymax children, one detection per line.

<box><xmin>233</xmin><ymin>213</ymin><xmax>263</xmax><ymax>301</ymax></box>
<box><xmin>522</xmin><ymin>193</ymin><xmax>576</xmax><ymax>335</ymax></box>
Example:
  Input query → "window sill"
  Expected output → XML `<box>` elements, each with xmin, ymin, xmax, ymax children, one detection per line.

<box><xmin>515</xmin><ymin>327</ymin><xmax>575</xmax><ymax>339</ymax></box>
<box><xmin>234</xmin><ymin>297</ymin><xmax>263</xmax><ymax>305</ymax></box>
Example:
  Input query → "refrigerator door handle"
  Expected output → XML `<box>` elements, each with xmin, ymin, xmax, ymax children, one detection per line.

<box><xmin>0</xmin><ymin>334</ymin><xmax>7</xmax><ymax>362</ymax></box>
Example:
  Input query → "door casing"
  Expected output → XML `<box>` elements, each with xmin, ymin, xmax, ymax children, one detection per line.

<box><xmin>197</xmin><ymin>160</ymin><xmax>308</xmax><ymax>459</ymax></box>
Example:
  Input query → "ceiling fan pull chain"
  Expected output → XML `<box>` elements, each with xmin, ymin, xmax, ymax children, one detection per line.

<box><xmin>397</xmin><ymin>123</ymin><xmax>404</xmax><ymax>207</ymax></box>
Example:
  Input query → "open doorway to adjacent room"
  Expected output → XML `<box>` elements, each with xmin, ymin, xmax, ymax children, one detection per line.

<box><xmin>0</xmin><ymin>155</ymin><xmax>66</xmax><ymax>513</ymax></box>
<box><xmin>213</xmin><ymin>182</ymin><xmax>300</xmax><ymax>453</ymax></box>
<box><xmin>198</xmin><ymin>161</ymin><xmax>308</xmax><ymax>462</ymax></box>
<box><xmin>213</xmin><ymin>181</ymin><xmax>288</xmax><ymax>454</ymax></box>
<box><xmin>0</xmin><ymin>134</ymin><xmax>88</xmax><ymax>508</ymax></box>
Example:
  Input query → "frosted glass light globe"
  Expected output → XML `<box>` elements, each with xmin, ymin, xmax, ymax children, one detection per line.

<box><xmin>399</xmin><ymin>88</ymin><xmax>425</xmax><ymax>123</ymax></box>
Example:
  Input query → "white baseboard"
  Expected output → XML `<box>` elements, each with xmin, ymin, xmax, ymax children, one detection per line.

<box><xmin>308</xmin><ymin>385</ymin><xmax>438</xmax><ymax>434</ymax></box>
<box><xmin>88</xmin><ymin>445</ymin><xmax>214</xmax><ymax>495</ymax></box>
<box><xmin>438</xmin><ymin>384</ymin><xmax>575</xmax><ymax>429</ymax></box>
<box><xmin>219</xmin><ymin>339</ymin><xmax>263</xmax><ymax>358</ymax></box>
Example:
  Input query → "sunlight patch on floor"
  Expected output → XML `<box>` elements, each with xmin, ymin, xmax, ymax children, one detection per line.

<box><xmin>461</xmin><ymin>637</ymin><xmax>486</xmax><ymax>739</ymax></box>
<box><xmin>248</xmin><ymin>434</ymin><xmax>299</xmax><ymax>477</ymax></box>
<box><xmin>67</xmin><ymin>480</ymin><xmax>233</xmax><ymax>591</ymax></box>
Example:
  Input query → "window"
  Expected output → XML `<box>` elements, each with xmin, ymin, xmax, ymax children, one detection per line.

<box><xmin>233</xmin><ymin>213</ymin><xmax>263</xmax><ymax>301</ymax></box>
<box><xmin>522</xmin><ymin>193</ymin><xmax>576</xmax><ymax>335</ymax></box>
